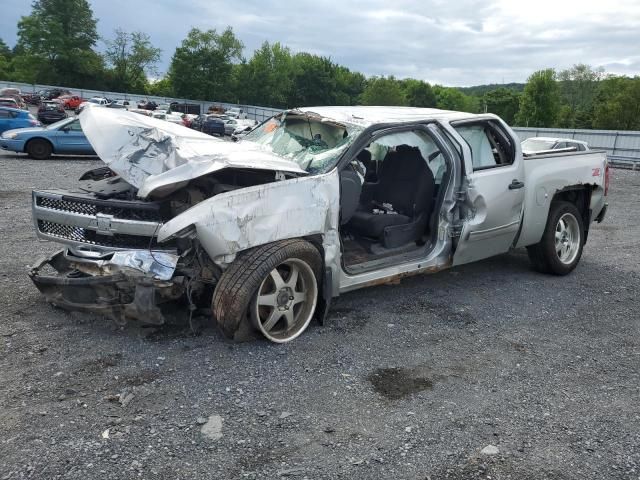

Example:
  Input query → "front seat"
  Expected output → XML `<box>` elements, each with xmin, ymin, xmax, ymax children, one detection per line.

<box><xmin>347</xmin><ymin>145</ymin><xmax>435</xmax><ymax>249</ymax></box>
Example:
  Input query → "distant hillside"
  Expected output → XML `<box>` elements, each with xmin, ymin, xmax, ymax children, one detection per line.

<box><xmin>457</xmin><ymin>83</ymin><xmax>525</xmax><ymax>96</ymax></box>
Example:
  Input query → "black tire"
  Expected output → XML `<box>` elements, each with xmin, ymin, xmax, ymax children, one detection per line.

<box><xmin>212</xmin><ymin>239</ymin><xmax>322</xmax><ymax>342</ymax></box>
<box><xmin>26</xmin><ymin>139</ymin><xmax>53</xmax><ymax>160</ymax></box>
<box><xmin>527</xmin><ymin>201</ymin><xmax>584</xmax><ymax>275</ymax></box>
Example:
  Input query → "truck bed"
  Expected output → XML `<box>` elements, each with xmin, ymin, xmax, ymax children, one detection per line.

<box><xmin>516</xmin><ymin>150</ymin><xmax>608</xmax><ymax>248</ymax></box>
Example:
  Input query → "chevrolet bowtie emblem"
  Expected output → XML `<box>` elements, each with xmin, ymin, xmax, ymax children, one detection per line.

<box><xmin>95</xmin><ymin>213</ymin><xmax>115</xmax><ymax>236</ymax></box>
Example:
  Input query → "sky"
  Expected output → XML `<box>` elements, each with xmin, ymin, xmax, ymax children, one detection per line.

<box><xmin>2</xmin><ymin>0</ymin><xmax>640</xmax><ymax>86</ymax></box>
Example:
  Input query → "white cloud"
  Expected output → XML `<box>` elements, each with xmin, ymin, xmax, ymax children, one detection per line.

<box><xmin>1</xmin><ymin>0</ymin><xmax>640</xmax><ymax>85</ymax></box>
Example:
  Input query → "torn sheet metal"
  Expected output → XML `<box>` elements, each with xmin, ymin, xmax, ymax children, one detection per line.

<box><xmin>108</xmin><ymin>251</ymin><xmax>178</xmax><ymax>280</ymax></box>
<box><xmin>79</xmin><ymin>108</ymin><xmax>307</xmax><ymax>199</ymax></box>
<box><xmin>65</xmin><ymin>249</ymin><xmax>179</xmax><ymax>280</ymax></box>
<box><xmin>158</xmin><ymin>171</ymin><xmax>340</xmax><ymax>261</ymax></box>
<box><xmin>28</xmin><ymin>250</ymin><xmax>181</xmax><ymax>325</ymax></box>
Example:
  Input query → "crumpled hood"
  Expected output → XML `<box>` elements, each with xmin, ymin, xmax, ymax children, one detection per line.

<box><xmin>79</xmin><ymin>107</ymin><xmax>307</xmax><ymax>198</ymax></box>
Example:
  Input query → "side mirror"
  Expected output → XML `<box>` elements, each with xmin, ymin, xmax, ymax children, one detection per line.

<box><xmin>62</xmin><ymin>126</ymin><xmax>70</xmax><ymax>133</ymax></box>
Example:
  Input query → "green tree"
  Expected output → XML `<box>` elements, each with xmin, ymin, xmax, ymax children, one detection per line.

<box><xmin>236</xmin><ymin>42</ymin><xmax>294</xmax><ymax>107</ymax></box>
<box><xmin>169</xmin><ymin>27</ymin><xmax>243</xmax><ymax>101</ymax></box>
<box><xmin>483</xmin><ymin>87</ymin><xmax>521</xmax><ymax>124</ymax></box>
<box><xmin>515</xmin><ymin>69</ymin><xmax>560</xmax><ymax>127</ymax></box>
<box><xmin>0</xmin><ymin>38</ymin><xmax>10</xmax><ymax>79</ymax></box>
<box><xmin>104</xmin><ymin>29</ymin><xmax>161</xmax><ymax>93</ymax></box>
<box><xmin>360</xmin><ymin>76</ymin><xmax>407</xmax><ymax>106</ymax></box>
<box><xmin>16</xmin><ymin>0</ymin><xmax>103</xmax><ymax>86</ymax></box>
<box><xmin>556</xmin><ymin>64</ymin><xmax>605</xmax><ymax>128</ymax></box>
<box><xmin>592</xmin><ymin>76</ymin><xmax>640</xmax><ymax>130</ymax></box>
<box><xmin>400</xmin><ymin>79</ymin><xmax>436</xmax><ymax>107</ymax></box>
<box><xmin>433</xmin><ymin>85</ymin><xmax>476</xmax><ymax>112</ymax></box>
<box><xmin>289</xmin><ymin>53</ymin><xmax>337</xmax><ymax>106</ymax></box>
<box><xmin>334</xmin><ymin>66</ymin><xmax>365</xmax><ymax>105</ymax></box>
<box><xmin>146</xmin><ymin>76</ymin><xmax>173</xmax><ymax>97</ymax></box>
<box><xmin>0</xmin><ymin>38</ymin><xmax>11</xmax><ymax>60</ymax></box>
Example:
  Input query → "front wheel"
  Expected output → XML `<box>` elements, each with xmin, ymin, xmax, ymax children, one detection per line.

<box><xmin>26</xmin><ymin>139</ymin><xmax>53</xmax><ymax>160</ymax></box>
<box><xmin>527</xmin><ymin>201</ymin><xmax>584</xmax><ymax>275</ymax></box>
<box><xmin>212</xmin><ymin>239</ymin><xmax>322</xmax><ymax>342</ymax></box>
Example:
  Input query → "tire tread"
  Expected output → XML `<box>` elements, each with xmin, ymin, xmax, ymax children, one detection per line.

<box><xmin>212</xmin><ymin>239</ymin><xmax>321</xmax><ymax>341</ymax></box>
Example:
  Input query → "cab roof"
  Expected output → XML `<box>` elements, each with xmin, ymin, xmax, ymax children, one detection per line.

<box><xmin>298</xmin><ymin>105</ymin><xmax>491</xmax><ymax>127</ymax></box>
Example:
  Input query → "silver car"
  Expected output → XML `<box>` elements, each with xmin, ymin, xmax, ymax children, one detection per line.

<box><xmin>29</xmin><ymin>107</ymin><xmax>608</xmax><ymax>343</ymax></box>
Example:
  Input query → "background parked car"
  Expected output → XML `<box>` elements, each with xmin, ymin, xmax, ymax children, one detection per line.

<box><xmin>0</xmin><ymin>106</ymin><xmax>39</xmax><ymax>135</ymax></box>
<box><xmin>40</xmin><ymin>88</ymin><xmax>71</xmax><ymax>100</ymax></box>
<box><xmin>0</xmin><ymin>88</ymin><xmax>28</xmax><ymax>109</ymax></box>
<box><xmin>225</xmin><ymin>107</ymin><xmax>247</xmax><ymax>119</ymax></box>
<box><xmin>189</xmin><ymin>114</ymin><xmax>207</xmax><ymax>131</ymax></box>
<box><xmin>169</xmin><ymin>101</ymin><xmax>200</xmax><ymax>115</ymax></box>
<box><xmin>21</xmin><ymin>92</ymin><xmax>41</xmax><ymax>106</ymax></box>
<box><xmin>138</xmin><ymin>100</ymin><xmax>157</xmax><ymax>110</ymax></box>
<box><xmin>58</xmin><ymin>95</ymin><xmax>84</xmax><ymax>110</ymax></box>
<box><xmin>155</xmin><ymin>103</ymin><xmax>171</xmax><ymax>113</ymax></box>
<box><xmin>107</xmin><ymin>99</ymin><xmax>131</xmax><ymax>109</ymax></box>
<box><xmin>76</xmin><ymin>97</ymin><xmax>111</xmax><ymax>113</ymax></box>
<box><xmin>0</xmin><ymin>117</ymin><xmax>95</xmax><ymax>159</ymax></box>
<box><xmin>522</xmin><ymin>137</ymin><xmax>589</xmax><ymax>155</ymax></box>
<box><xmin>224</xmin><ymin>118</ymin><xmax>257</xmax><ymax>135</ymax></box>
<box><xmin>165</xmin><ymin>113</ymin><xmax>185</xmax><ymax>125</ymax></box>
<box><xmin>0</xmin><ymin>97</ymin><xmax>22</xmax><ymax>109</ymax></box>
<box><xmin>37</xmin><ymin>100</ymin><xmax>67</xmax><ymax>125</ymax></box>
<box><xmin>201</xmin><ymin>115</ymin><xmax>226</xmax><ymax>136</ymax></box>
<box><xmin>181</xmin><ymin>113</ymin><xmax>198</xmax><ymax>127</ymax></box>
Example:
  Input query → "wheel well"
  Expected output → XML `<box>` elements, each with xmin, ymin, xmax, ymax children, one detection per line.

<box><xmin>551</xmin><ymin>186</ymin><xmax>592</xmax><ymax>243</ymax></box>
<box><xmin>303</xmin><ymin>234</ymin><xmax>325</xmax><ymax>260</ymax></box>
<box><xmin>24</xmin><ymin>137</ymin><xmax>54</xmax><ymax>153</ymax></box>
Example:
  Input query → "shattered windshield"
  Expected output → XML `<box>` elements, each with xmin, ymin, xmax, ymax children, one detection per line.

<box><xmin>242</xmin><ymin>111</ymin><xmax>363</xmax><ymax>174</ymax></box>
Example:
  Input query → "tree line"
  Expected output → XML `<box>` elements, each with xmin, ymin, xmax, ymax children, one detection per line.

<box><xmin>2</xmin><ymin>0</ymin><xmax>640</xmax><ymax>130</ymax></box>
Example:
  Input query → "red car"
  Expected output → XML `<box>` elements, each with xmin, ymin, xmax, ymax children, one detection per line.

<box><xmin>58</xmin><ymin>95</ymin><xmax>84</xmax><ymax>110</ymax></box>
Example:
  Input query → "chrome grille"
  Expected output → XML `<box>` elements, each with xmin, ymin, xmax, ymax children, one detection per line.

<box><xmin>37</xmin><ymin>220</ymin><xmax>87</xmax><ymax>242</ymax></box>
<box><xmin>37</xmin><ymin>196</ymin><xmax>97</xmax><ymax>216</ymax></box>
<box><xmin>37</xmin><ymin>220</ymin><xmax>167</xmax><ymax>249</ymax></box>
<box><xmin>35</xmin><ymin>195</ymin><xmax>162</xmax><ymax>222</ymax></box>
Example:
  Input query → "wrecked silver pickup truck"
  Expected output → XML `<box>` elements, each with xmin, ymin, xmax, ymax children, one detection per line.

<box><xmin>29</xmin><ymin>106</ymin><xmax>609</xmax><ymax>342</ymax></box>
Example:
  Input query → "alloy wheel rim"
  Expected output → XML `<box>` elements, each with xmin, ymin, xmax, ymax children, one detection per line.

<box><xmin>555</xmin><ymin>213</ymin><xmax>581</xmax><ymax>264</ymax></box>
<box><xmin>251</xmin><ymin>259</ymin><xmax>317</xmax><ymax>343</ymax></box>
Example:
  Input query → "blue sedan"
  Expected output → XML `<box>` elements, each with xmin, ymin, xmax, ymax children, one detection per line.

<box><xmin>0</xmin><ymin>106</ymin><xmax>39</xmax><ymax>134</ymax></box>
<box><xmin>0</xmin><ymin>116</ymin><xmax>96</xmax><ymax>159</ymax></box>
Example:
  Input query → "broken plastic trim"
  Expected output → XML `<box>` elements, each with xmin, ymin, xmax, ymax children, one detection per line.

<box><xmin>28</xmin><ymin>250</ymin><xmax>183</xmax><ymax>325</ymax></box>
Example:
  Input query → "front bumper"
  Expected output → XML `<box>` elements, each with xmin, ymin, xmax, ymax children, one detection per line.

<box><xmin>29</xmin><ymin>249</ymin><xmax>184</xmax><ymax>325</ymax></box>
<box><xmin>0</xmin><ymin>138</ymin><xmax>26</xmax><ymax>153</ymax></box>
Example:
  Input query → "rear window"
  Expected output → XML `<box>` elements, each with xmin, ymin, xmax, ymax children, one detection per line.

<box><xmin>43</xmin><ymin>103</ymin><xmax>60</xmax><ymax>111</ymax></box>
<box><xmin>454</xmin><ymin>122</ymin><xmax>515</xmax><ymax>170</ymax></box>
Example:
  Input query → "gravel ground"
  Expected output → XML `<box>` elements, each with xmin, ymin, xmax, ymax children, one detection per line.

<box><xmin>0</xmin><ymin>152</ymin><xmax>638</xmax><ymax>480</ymax></box>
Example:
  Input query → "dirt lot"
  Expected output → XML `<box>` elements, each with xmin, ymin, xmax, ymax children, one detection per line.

<box><xmin>0</xmin><ymin>151</ymin><xmax>638</xmax><ymax>480</ymax></box>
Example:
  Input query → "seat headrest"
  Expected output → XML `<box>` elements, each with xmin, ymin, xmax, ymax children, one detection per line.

<box><xmin>357</xmin><ymin>149</ymin><xmax>372</xmax><ymax>163</ymax></box>
<box><xmin>396</xmin><ymin>144</ymin><xmax>423</xmax><ymax>161</ymax></box>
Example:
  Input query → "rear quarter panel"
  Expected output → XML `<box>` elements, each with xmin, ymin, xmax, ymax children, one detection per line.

<box><xmin>516</xmin><ymin>150</ymin><xmax>608</xmax><ymax>248</ymax></box>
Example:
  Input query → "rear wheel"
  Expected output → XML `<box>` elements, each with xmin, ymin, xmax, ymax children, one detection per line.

<box><xmin>527</xmin><ymin>201</ymin><xmax>584</xmax><ymax>275</ymax></box>
<box><xmin>212</xmin><ymin>239</ymin><xmax>321</xmax><ymax>343</ymax></box>
<box><xmin>26</xmin><ymin>139</ymin><xmax>53</xmax><ymax>160</ymax></box>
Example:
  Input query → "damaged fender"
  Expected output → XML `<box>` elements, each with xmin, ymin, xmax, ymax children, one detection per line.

<box><xmin>158</xmin><ymin>170</ymin><xmax>341</xmax><ymax>267</ymax></box>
